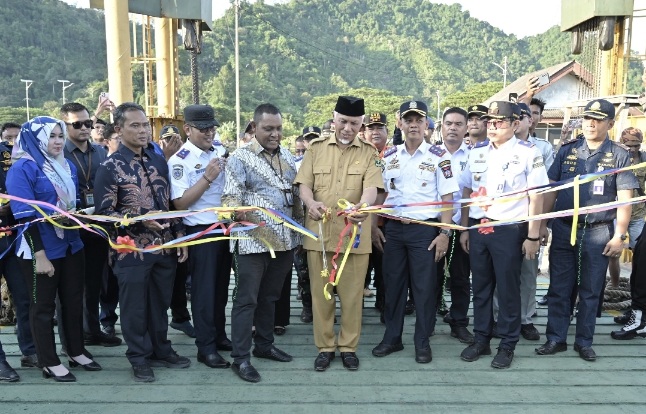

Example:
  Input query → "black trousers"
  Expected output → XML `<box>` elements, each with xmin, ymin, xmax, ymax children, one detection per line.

<box><xmin>469</xmin><ymin>222</ymin><xmax>526</xmax><ymax>350</ymax></box>
<box><xmin>294</xmin><ymin>248</ymin><xmax>311</xmax><ymax>307</ymax></box>
<box><xmin>20</xmin><ymin>249</ymin><xmax>86</xmax><ymax>367</ymax></box>
<box><xmin>274</xmin><ymin>268</ymin><xmax>292</xmax><ymax>327</ymax></box>
<box><xmin>99</xmin><ymin>263</ymin><xmax>119</xmax><ymax>328</ymax></box>
<box><xmin>170</xmin><ymin>259</ymin><xmax>190</xmax><ymax>324</ymax></box>
<box><xmin>632</xmin><ymin>225</ymin><xmax>646</xmax><ymax>311</ymax></box>
<box><xmin>230</xmin><ymin>250</ymin><xmax>293</xmax><ymax>364</ymax></box>
<box><xmin>0</xmin><ymin>235</ymin><xmax>34</xmax><ymax>356</ymax></box>
<box><xmin>112</xmin><ymin>254</ymin><xmax>177</xmax><ymax>366</ymax></box>
<box><xmin>382</xmin><ymin>221</ymin><xmax>439</xmax><ymax>349</ymax></box>
<box><xmin>365</xmin><ymin>228</ymin><xmax>385</xmax><ymax>307</ymax></box>
<box><xmin>187</xmin><ymin>226</ymin><xmax>232</xmax><ymax>355</ymax></box>
<box><xmin>436</xmin><ymin>231</ymin><xmax>471</xmax><ymax>327</ymax></box>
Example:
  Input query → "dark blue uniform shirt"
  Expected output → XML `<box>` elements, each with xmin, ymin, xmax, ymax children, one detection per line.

<box><xmin>548</xmin><ymin>136</ymin><xmax>638</xmax><ymax>224</ymax></box>
<box><xmin>64</xmin><ymin>140</ymin><xmax>107</xmax><ymax>208</ymax></box>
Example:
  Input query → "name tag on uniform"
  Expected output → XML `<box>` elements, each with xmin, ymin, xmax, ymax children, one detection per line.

<box><xmin>593</xmin><ymin>179</ymin><xmax>604</xmax><ymax>195</ymax></box>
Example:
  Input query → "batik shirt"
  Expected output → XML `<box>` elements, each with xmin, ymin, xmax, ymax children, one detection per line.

<box><xmin>94</xmin><ymin>144</ymin><xmax>184</xmax><ymax>265</ymax></box>
<box><xmin>222</xmin><ymin>139</ymin><xmax>303</xmax><ymax>255</ymax></box>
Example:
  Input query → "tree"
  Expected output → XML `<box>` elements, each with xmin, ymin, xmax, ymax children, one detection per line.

<box><xmin>441</xmin><ymin>82</ymin><xmax>504</xmax><ymax>109</ymax></box>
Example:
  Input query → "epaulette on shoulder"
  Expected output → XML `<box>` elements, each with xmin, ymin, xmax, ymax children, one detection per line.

<box><xmin>176</xmin><ymin>148</ymin><xmax>190</xmax><ymax>159</ymax></box>
<box><xmin>308</xmin><ymin>136</ymin><xmax>327</xmax><ymax>145</ymax></box>
<box><xmin>560</xmin><ymin>136</ymin><xmax>582</xmax><ymax>147</ymax></box>
<box><xmin>474</xmin><ymin>138</ymin><xmax>490</xmax><ymax>149</ymax></box>
<box><xmin>383</xmin><ymin>146</ymin><xmax>397</xmax><ymax>158</ymax></box>
<box><xmin>517</xmin><ymin>140</ymin><xmax>535</xmax><ymax>148</ymax></box>
<box><xmin>611</xmin><ymin>140</ymin><xmax>630</xmax><ymax>152</ymax></box>
<box><xmin>429</xmin><ymin>145</ymin><xmax>446</xmax><ymax>157</ymax></box>
<box><xmin>213</xmin><ymin>140</ymin><xmax>223</xmax><ymax>146</ymax></box>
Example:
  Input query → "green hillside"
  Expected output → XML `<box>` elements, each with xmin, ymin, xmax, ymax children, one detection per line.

<box><xmin>0</xmin><ymin>0</ymin><xmax>643</xmax><ymax>127</ymax></box>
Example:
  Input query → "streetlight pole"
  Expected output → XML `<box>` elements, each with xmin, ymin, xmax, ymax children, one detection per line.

<box><xmin>436</xmin><ymin>89</ymin><xmax>441</xmax><ymax>121</ymax></box>
<box><xmin>234</xmin><ymin>0</ymin><xmax>241</xmax><ymax>146</ymax></box>
<box><xmin>20</xmin><ymin>79</ymin><xmax>33</xmax><ymax>121</ymax></box>
<box><xmin>492</xmin><ymin>56</ymin><xmax>510</xmax><ymax>88</ymax></box>
<box><xmin>58</xmin><ymin>79</ymin><xmax>74</xmax><ymax>104</ymax></box>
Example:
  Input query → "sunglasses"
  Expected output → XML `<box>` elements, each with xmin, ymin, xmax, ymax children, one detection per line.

<box><xmin>190</xmin><ymin>124</ymin><xmax>216</xmax><ymax>134</ymax></box>
<box><xmin>66</xmin><ymin>120</ymin><xmax>94</xmax><ymax>129</ymax></box>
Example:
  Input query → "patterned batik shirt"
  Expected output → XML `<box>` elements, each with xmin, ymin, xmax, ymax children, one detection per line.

<box><xmin>94</xmin><ymin>144</ymin><xmax>184</xmax><ymax>266</ymax></box>
<box><xmin>222</xmin><ymin>139</ymin><xmax>303</xmax><ymax>255</ymax></box>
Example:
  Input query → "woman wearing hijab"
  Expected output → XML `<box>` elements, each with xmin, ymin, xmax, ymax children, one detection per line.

<box><xmin>7</xmin><ymin>117</ymin><xmax>101</xmax><ymax>382</ymax></box>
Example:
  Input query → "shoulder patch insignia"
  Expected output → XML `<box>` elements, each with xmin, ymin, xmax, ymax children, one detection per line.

<box><xmin>560</xmin><ymin>136</ymin><xmax>582</xmax><ymax>146</ymax></box>
<box><xmin>429</xmin><ymin>145</ymin><xmax>446</xmax><ymax>157</ymax></box>
<box><xmin>517</xmin><ymin>140</ymin><xmax>535</xmax><ymax>148</ymax></box>
<box><xmin>176</xmin><ymin>148</ymin><xmax>190</xmax><ymax>159</ymax></box>
<box><xmin>474</xmin><ymin>139</ymin><xmax>490</xmax><ymax>149</ymax></box>
<box><xmin>612</xmin><ymin>141</ymin><xmax>630</xmax><ymax>152</ymax></box>
<box><xmin>384</xmin><ymin>146</ymin><xmax>397</xmax><ymax>158</ymax></box>
<box><xmin>2</xmin><ymin>151</ymin><xmax>10</xmax><ymax>159</ymax></box>
<box><xmin>172</xmin><ymin>164</ymin><xmax>184</xmax><ymax>180</ymax></box>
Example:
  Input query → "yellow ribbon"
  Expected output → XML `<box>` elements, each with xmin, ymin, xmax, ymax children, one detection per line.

<box><xmin>571</xmin><ymin>175</ymin><xmax>580</xmax><ymax>245</ymax></box>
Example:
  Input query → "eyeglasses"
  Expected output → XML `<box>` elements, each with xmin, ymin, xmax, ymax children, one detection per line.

<box><xmin>485</xmin><ymin>119</ymin><xmax>512</xmax><ymax>129</ymax></box>
<box><xmin>65</xmin><ymin>120</ymin><xmax>94</xmax><ymax>129</ymax></box>
<box><xmin>190</xmin><ymin>125</ymin><xmax>216</xmax><ymax>134</ymax></box>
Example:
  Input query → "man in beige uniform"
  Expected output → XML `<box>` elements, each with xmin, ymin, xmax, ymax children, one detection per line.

<box><xmin>295</xmin><ymin>96</ymin><xmax>384</xmax><ymax>372</ymax></box>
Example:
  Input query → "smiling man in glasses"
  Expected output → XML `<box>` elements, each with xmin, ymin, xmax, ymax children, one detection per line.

<box><xmin>60</xmin><ymin>103</ymin><xmax>120</xmax><ymax>350</ymax></box>
<box><xmin>537</xmin><ymin>99</ymin><xmax>638</xmax><ymax>361</ymax></box>
<box><xmin>459</xmin><ymin>101</ymin><xmax>548</xmax><ymax>369</ymax></box>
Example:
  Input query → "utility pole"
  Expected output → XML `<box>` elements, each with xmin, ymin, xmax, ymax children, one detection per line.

<box><xmin>235</xmin><ymin>0</ymin><xmax>241</xmax><ymax>146</ymax></box>
<box><xmin>57</xmin><ymin>79</ymin><xmax>74</xmax><ymax>104</ymax></box>
<box><xmin>492</xmin><ymin>56</ymin><xmax>510</xmax><ymax>88</ymax></box>
<box><xmin>436</xmin><ymin>90</ymin><xmax>441</xmax><ymax>121</ymax></box>
<box><xmin>20</xmin><ymin>79</ymin><xmax>33</xmax><ymax>121</ymax></box>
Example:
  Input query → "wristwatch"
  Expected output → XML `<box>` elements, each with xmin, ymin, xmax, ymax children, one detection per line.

<box><xmin>616</xmin><ymin>233</ymin><xmax>628</xmax><ymax>241</ymax></box>
<box><xmin>439</xmin><ymin>228</ymin><xmax>454</xmax><ymax>238</ymax></box>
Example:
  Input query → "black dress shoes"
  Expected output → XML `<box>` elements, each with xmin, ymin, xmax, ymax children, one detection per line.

<box><xmin>232</xmin><ymin>361</ymin><xmax>261</xmax><ymax>383</ymax></box>
<box><xmin>42</xmin><ymin>367</ymin><xmax>76</xmax><ymax>382</ymax></box>
<box><xmin>216</xmin><ymin>338</ymin><xmax>233</xmax><ymax>351</ymax></box>
<box><xmin>300</xmin><ymin>306</ymin><xmax>313</xmax><ymax>323</ymax></box>
<box><xmin>573</xmin><ymin>343</ymin><xmax>597</xmax><ymax>361</ymax></box>
<box><xmin>405</xmin><ymin>300</ymin><xmax>415</xmax><ymax>315</ymax></box>
<box><xmin>149</xmin><ymin>352</ymin><xmax>191</xmax><ymax>368</ymax></box>
<box><xmin>450</xmin><ymin>326</ymin><xmax>475</xmax><ymax>344</ymax></box>
<box><xmin>274</xmin><ymin>326</ymin><xmax>286</xmax><ymax>336</ymax></box>
<box><xmin>84</xmin><ymin>331</ymin><xmax>122</xmax><ymax>347</ymax></box>
<box><xmin>252</xmin><ymin>346</ymin><xmax>293</xmax><ymax>362</ymax></box>
<box><xmin>132</xmin><ymin>364</ymin><xmax>155</xmax><ymax>382</ymax></box>
<box><xmin>314</xmin><ymin>352</ymin><xmax>335</xmax><ymax>371</ymax></box>
<box><xmin>198</xmin><ymin>352</ymin><xmax>231</xmax><ymax>368</ymax></box>
<box><xmin>460</xmin><ymin>342</ymin><xmax>492</xmax><ymax>362</ymax></box>
<box><xmin>340</xmin><ymin>352</ymin><xmax>359</xmax><ymax>370</ymax></box>
<box><xmin>520</xmin><ymin>324</ymin><xmax>541</xmax><ymax>341</ymax></box>
<box><xmin>535</xmin><ymin>340</ymin><xmax>567</xmax><ymax>355</ymax></box>
<box><xmin>372</xmin><ymin>342</ymin><xmax>404</xmax><ymax>357</ymax></box>
<box><xmin>0</xmin><ymin>360</ymin><xmax>20</xmax><ymax>382</ymax></box>
<box><xmin>491</xmin><ymin>348</ymin><xmax>514</xmax><ymax>369</ymax></box>
<box><xmin>69</xmin><ymin>358</ymin><xmax>103</xmax><ymax>371</ymax></box>
<box><xmin>415</xmin><ymin>347</ymin><xmax>432</xmax><ymax>364</ymax></box>
<box><xmin>20</xmin><ymin>354</ymin><xmax>39</xmax><ymax>368</ymax></box>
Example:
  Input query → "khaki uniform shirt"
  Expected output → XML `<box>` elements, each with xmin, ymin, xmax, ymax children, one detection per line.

<box><xmin>294</xmin><ymin>135</ymin><xmax>384</xmax><ymax>253</ymax></box>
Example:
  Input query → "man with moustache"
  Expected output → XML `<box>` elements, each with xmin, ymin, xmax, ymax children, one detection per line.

<box><xmin>363</xmin><ymin>113</ymin><xmax>390</xmax><ymax>310</ymax></box>
<box><xmin>466</xmin><ymin>105</ymin><xmax>489</xmax><ymax>145</ymax></box>
<box><xmin>168</xmin><ymin>105</ymin><xmax>232</xmax><ymax>369</ymax></box>
<box><xmin>60</xmin><ymin>102</ymin><xmax>121</xmax><ymax>349</ymax></box>
<box><xmin>223</xmin><ymin>103</ymin><xmax>302</xmax><ymax>383</ymax></box>
<box><xmin>459</xmin><ymin>101</ymin><xmax>548</xmax><ymax>369</ymax></box>
<box><xmin>536</xmin><ymin>99</ymin><xmax>637</xmax><ymax>361</ymax></box>
<box><xmin>372</xmin><ymin>101</ymin><xmax>457</xmax><ymax>363</ymax></box>
<box><xmin>295</xmin><ymin>96</ymin><xmax>384</xmax><ymax>372</ymax></box>
<box><xmin>436</xmin><ymin>107</ymin><xmax>474</xmax><ymax>344</ymax></box>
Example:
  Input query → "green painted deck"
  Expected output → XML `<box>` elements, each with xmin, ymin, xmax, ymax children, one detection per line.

<box><xmin>1</xmin><ymin>266</ymin><xmax>645</xmax><ymax>414</ymax></box>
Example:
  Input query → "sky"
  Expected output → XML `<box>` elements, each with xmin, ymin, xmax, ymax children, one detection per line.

<box><xmin>64</xmin><ymin>0</ymin><xmax>646</xmax><ymax>53</ymax></box>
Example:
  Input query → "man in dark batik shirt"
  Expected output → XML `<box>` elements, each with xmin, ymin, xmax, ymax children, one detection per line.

<box><xmin>94</xmin><ymin>102</ymin><xmax>189</xmax><ymax>383</ymax></box>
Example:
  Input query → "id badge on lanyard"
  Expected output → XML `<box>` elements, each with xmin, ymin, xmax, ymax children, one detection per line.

<box><xmin>593</xmin><ymin>166</ymin><xmax>605</xmax><ymax>195</ymax></box>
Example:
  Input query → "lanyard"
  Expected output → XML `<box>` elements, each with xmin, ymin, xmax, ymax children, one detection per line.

<box><xmin>71</xmin><ymin>149</ymin><xmax>92</xmax><ymax>190</ymax></box>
